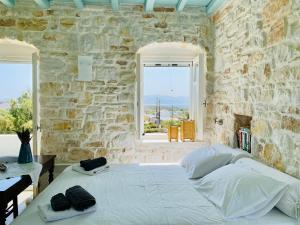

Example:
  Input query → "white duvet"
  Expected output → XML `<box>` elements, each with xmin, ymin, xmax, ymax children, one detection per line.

<box><xmin>11</xmin><ymin>164</ymin><xmax>296</xmax><ymax>225</ymax></box>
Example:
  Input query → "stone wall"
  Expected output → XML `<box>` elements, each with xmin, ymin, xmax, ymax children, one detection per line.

<box><xmin>211</xmin><ymin>0</ymin><xmax>300</xmax><ymax>176</ymax></box>
<box><xmin>0</xmin><ymin>2</ymin><xmax>214</xmax><ymax>163</ymax></box>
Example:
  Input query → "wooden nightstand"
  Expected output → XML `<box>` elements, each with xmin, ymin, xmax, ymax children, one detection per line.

<box><xmin>0</xmin><ymin>155</ymin><xmax>56</xmax><ymax>225</ymax></box>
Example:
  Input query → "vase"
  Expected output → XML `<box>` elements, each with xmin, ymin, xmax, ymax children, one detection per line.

<box><xmin>18</xmin><ymin>143</ymin><xmax>33</xmax><ymax>164</ymax></box>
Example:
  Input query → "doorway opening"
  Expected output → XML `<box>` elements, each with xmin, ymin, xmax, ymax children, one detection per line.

<box><xmin>0</xmin><ymin>38</ymin><xmax>40</xmax><ymax>223</ymax></box>
<box><xmin>0</xmin><ymin>39</ymin><xmax>40</xmax><ymax>157</ymax></box>
<box><xmin>136</xmin><ymin>42</ymin><xmax>207</xmax><ymax>142</ymax></box>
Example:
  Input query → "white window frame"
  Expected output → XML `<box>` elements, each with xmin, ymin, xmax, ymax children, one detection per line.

<box><xmin>136</xmin><ymin>54</ymin><xmax>206</xmax><ymax>141</ymax></box>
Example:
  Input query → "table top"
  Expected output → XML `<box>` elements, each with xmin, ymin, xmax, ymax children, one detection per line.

<box><xmin>0</xmin><ymin>155</ymin><xmax>56</xmax><ymax>164</ymax></box>
<box><xmin>0</xmin><ymin>155</ymin><xmax>56</xmax><ymax>192</ymax></box>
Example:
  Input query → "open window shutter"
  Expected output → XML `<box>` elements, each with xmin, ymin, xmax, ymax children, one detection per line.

<box><xmin>32</xmin><ymin>52</ymin><xmax>41</xmax><ymax>155</ymax></box>
<box><xmin>191</xmin><ymin>54</ymin><xmax>206</xmax><ymax>140</ymax></box>
<box><xmin>136</xmin><ymin>53</ymin><xmax>144</xmax><ymax>139</ymax></box>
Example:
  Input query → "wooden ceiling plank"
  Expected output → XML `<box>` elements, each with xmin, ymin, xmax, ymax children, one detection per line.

<box><xmin>206</xmin><ymin>0</ymin><xmax>227</xmax><ymax>14</ymax></box>
<box><xmin>176</xmin><ymin>0</ymin><xmax>187</xmax><ymax>11</ymax></box>
<box><xmin>74</xmin><ymin>0</ymin><xmax>84</xmax><ymax>9</ymax></box>
<box><xmin>33</xmin><ymin>0</ymin><xmax>50</xmax><ymax>9</ymax></box>
<box><xmin>0</xmin><ymin>0</ymin><xmax>15</xmax><ymax>7</ymax></box>
<box><xmin>145</xmin><ymin>0</ymin><xmax>155</xmax><ymax>12</ymax></box>
<box><xmin>111</xmin><ymin>0</ymin><xmax>119</xmax><ymax>11</ymax></box>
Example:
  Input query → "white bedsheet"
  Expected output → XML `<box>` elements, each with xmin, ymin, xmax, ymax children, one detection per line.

<box><xmin>11</xmin><ymin>164</ymin><xmax>296</xmax><ymax>225</ymax></box>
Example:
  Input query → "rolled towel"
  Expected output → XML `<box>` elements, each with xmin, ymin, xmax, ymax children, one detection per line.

<box><xmin>80</xmin><ymin>157</ymin><xmax>107</xmax><ymax>171</ymax></box>
<box><xmin>72</xmin><ymin>163</ymin><xmax>109</xmax><ymax>176</ymax></box>
<box><xmin>51</xmin><ymin>193</ymin><xmax>71</xmax><ymax>211</ymax></box>
<box><xmin>38</xmin><ymin>204</ymin><xmax>96</xmax><ymax>222</ymax></box>
<box><xmin>65</xmin><ymin>185</ymin><xmax>96</xmax><ymax>211</ymax></box>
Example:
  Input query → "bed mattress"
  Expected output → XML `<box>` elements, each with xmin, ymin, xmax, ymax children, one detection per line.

<box><xmin>11</xmin><ymin>164</ymin><xmax>296</xmax><ymax>225</ymax></box>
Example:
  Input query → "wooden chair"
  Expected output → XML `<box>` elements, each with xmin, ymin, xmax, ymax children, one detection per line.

<box><xmin>181</xmin><ymin>120</ymin><xmax>195</xmax><ymax>142</ymax></box>
<box><xmin>168</xmin><ymin>126</ymin><xmax>179</xmax><ymax>142</ymax></box>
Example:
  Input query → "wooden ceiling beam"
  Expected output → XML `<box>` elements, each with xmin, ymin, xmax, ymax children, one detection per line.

<box><xmin>206</xmin><ymin>0</ymin><xmax>227</xmax><ymax>14</ymax></box>
<box><xmin>176</xmin><ymin>0</ymin><xmax>187</xmax><ymax>11</ymax></box>
<box><xmin>0</xmin><ymin>0</ymin><xmax>15</xmax><ymax>7</ymax></box>
<box><xmin>145</xmin><ymin>0</ymin><xmax>155</xmax><ymax>12</ymax></box>
<box><xmin>111</xmin><ymin>0</ymin><xmax>119</xmax><ymax>11</ymax></box>
<box><xmin>33</xmin><ymin>0</ymin><xmax>50</xmax><ymax>9</ymax></box>
<box><xmin>74</xmin><ymin>0</ymin><xmax>84</xmax><ymax>9</ymax></box>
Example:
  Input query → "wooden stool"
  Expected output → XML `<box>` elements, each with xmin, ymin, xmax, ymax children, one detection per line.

<box><xmin>168</xmin><ymin>126</ymin><xmax>179</xmax><ymax>142</ymax></box>
<box><xmin>181</xmin><ymin>120</ymin><xmax>195</xmax><ymax>142</ymax></box>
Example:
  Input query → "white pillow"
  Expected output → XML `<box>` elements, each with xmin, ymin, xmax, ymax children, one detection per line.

<box><xmin>196</xmin><ymin>164</ymin><xmax>288</xmax><ymax>219</ymax></box>
<box><xmin>180</xmin><ymin>145</ymin><xmax>232</xmax><ymax>179</ymax></box>
<box><xmin>235</xmin><ymin>158</ymin><xmax>300</xmax><ymax>218</ymax></box>
<box><xmin>211</xmin><ymin>143</ymin><xmax>253</xmax><ymax>163</ymax></box>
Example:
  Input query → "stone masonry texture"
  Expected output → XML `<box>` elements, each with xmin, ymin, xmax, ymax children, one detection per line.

<box><xmin>211</xmin><ymin>0</ymin><xmax>300</xmax><ymax>176</ymax></box>
<box><xmin>0</xmin><ymin>1</ymin><xmax>214</xmax><ymax>163</ymax></box>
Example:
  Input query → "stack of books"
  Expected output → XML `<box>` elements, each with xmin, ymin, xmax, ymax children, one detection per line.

<box><xmin>237</xmin><ymin>127</ymin><xmax>251</xmax><ymax>153</ymax></box>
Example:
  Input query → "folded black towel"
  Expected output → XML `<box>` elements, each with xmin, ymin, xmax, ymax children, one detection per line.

<box><xmin>65</xmin><ymin>185</ymin><xmax>96</xmax><ymax>211</ymax></box>
<box><xmin>50</xmin><ymin>193</ymin><xmax>71</xmax><ymax>211</ymax></box>
<box><xmin>80</xmin><ymin>157</ymin><xmax>107</xmax><ymax>171</ymax></box>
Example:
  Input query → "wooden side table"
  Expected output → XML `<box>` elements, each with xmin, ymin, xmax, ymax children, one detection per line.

<box><xmin>0</xmin><ymin>175</ymin><xmax>32</xmax><ymax>225</ymax></box>
<box><xmin>0</xmin><ymin>155</ymin><xmax>56</xmax><ymax>225</ymax></box>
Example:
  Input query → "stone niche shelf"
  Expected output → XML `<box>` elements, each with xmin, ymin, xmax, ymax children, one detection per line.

<box><xmin>234</xmin><ymin>114</ymin><xmax>252</xmax><ymax>151</ymax></box>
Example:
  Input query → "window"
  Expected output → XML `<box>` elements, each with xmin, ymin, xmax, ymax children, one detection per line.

<box><xmin>143</xmin><ymin>65</ymin><xmax>190</xmax><ymax>141</ymax></box>
<box><xmin>136</xmin><ymin>42</ymin><xmax>207</xmax><ymax>142</ymax></box>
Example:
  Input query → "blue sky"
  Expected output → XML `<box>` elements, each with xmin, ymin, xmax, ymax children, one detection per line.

<box><xmin>0</xmin><ymin>64</ymin><xmax>190</xmax><ymax>101</ymax></box>
<box><xmin>144</xmin><ymin>67</ymin><xmax>190</xmax><ymax>97</ymax></box>
<box><xmin>0</xmin><ymin>63</ymin><xmax>32</xmax><ymax>101</ymax></box>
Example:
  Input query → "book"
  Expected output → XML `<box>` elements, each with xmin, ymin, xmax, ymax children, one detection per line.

<box><xmin>237</xmin><ymin>127</ymin><xmax>251</xmax><ymax>153</ymax></box>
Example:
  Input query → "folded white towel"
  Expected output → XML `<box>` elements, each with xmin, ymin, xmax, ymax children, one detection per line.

<box><xmin>38</xmin><ymin>204</ymin><xmax>96</xmax><ymax>222</ymax></box>
<box><xmin>71</xmin><ymin>163</ymin><xmax>109</xmax><ymax>176</ymax></box>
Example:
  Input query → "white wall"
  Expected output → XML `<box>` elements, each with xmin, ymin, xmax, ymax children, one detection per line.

<box><xmin>0</xmin><ymin>134</ymin><xmax>32</xmax><ymax>157</ymax></box>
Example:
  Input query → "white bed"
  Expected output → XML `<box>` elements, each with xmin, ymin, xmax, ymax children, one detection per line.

<box><xmin>11</xmin><ymin>164</ymin><xmax>296</xmax><ymax>225</ymax></box>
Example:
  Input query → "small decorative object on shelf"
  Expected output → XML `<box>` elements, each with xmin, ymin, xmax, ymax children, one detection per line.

<box><xmin>16</xmin><ymin>129</ymin><xmax>33</xmax><ymax>164</ymax></box>
<box><xmin>237</xmin><ymin>127</ymin><xmax>251</xmax><ymax>153</ymax></box>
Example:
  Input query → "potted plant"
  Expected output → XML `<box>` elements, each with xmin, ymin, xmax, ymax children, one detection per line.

<box><xmin>16</xmin><ymin>128</ymin><xmax>33</xmax><ymax>164</ymax></box>
<box><xmin>9</xmin><ymin>92</ymin><xmax>33</xmax><ymax>164</ymax></box>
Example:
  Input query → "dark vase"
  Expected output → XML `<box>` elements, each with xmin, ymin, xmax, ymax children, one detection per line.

<box><xmin>18</xmin><ymin>143</ymin><xmax>33</xmax><ymax>164</ymax></box>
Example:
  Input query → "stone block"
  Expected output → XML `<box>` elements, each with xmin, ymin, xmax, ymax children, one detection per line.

<box><xmin>282</xmin><ymin>116</ymin><xmax>300</xmax><ymax>133</ymax></box>
<box><xmin>66</xmin><ymin>109</ymin><xmax>77</xmax><ymax>119</ymax></box>
<box><xmin>60</xmin><ymin>18</ymin><xmax>75</xmax><ymax>28</ymax></box>
<box><xmin>68</xmin><ymin>148</ymin><xmax>94</xmax><ymax>161</ymax></box>
<box><xmin>83</xmin><ymin>121</ymin><xmax>96</xmax><ymax>134</ymax></box>
<box><xmin>32</xmin><ymin>11</ymin><xmax>44</xmax><ymax>17</ymax></box>
<box><xmin>17</xmin><ymin>18</ymin><xmax>47</xmax><ymax>31</ymax></box>
<box><xmin>251</xmin><ymin>120</ymin><xmax>271</xmax><ymax>137</ymax></box>
<box><xmin>53</xmin><ymin>121</ymin><xmax>72</xmax><ymax>131</ymax></box>
<box><xmin>116</xmin><ymin>114</ymin><xmax>134</xmax><ymax>123</ymax></box>
<box><xmin>0</xmin><ymin>18</ymin><xmax>15</xmax><ymax>27</ymax></box>
<box><xmin>267</xmin><ymin>20</ymin><xmax>286</xmax><ymax>45</ymax></box>
<box><xmin>95</xmin><ymin>149</ymin><xmax>108</xmax><ymax>158</ymax></box>
<box><xmin>85</xmin><ymin>141</ymin><xmax>104</xmax><ymax>148</ymax></box>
